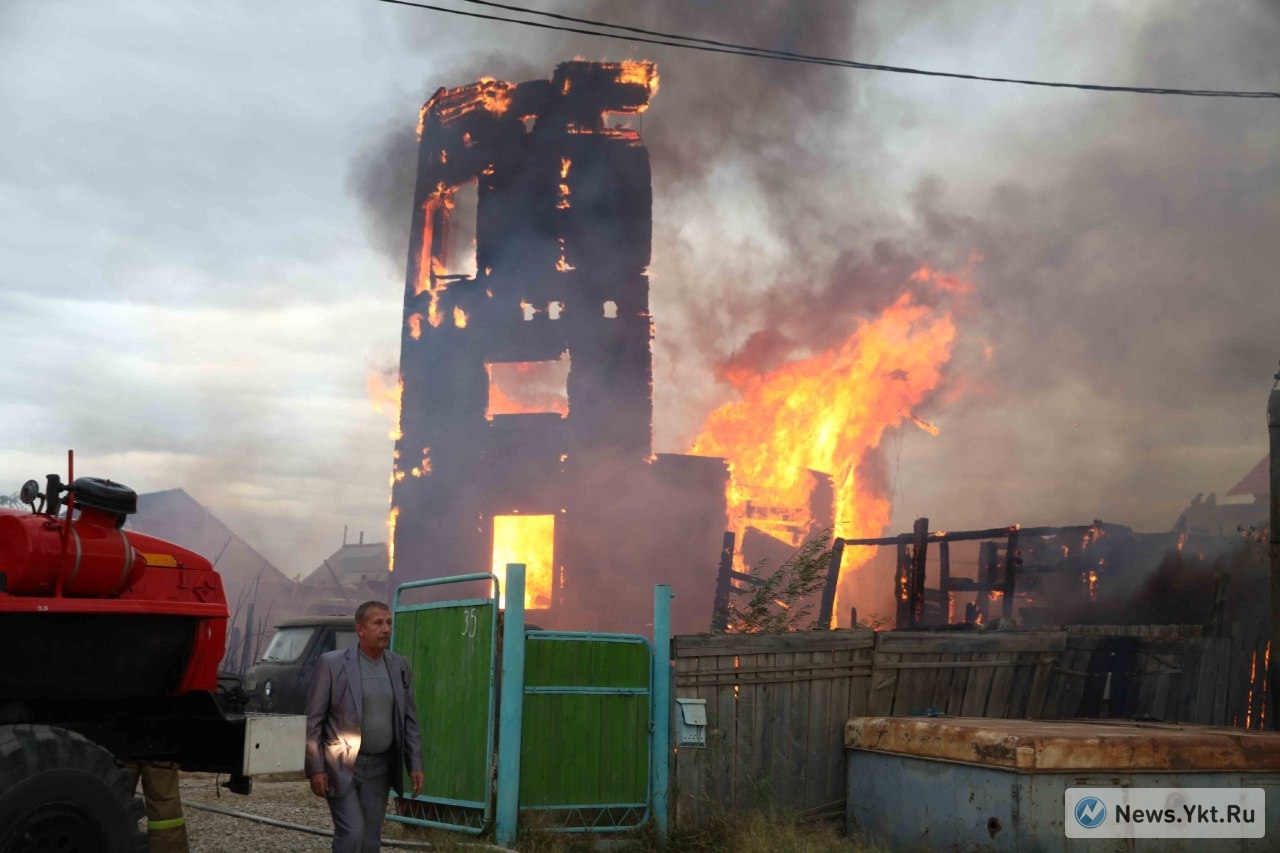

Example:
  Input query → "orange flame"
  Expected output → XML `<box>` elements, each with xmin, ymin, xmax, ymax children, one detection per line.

<box><xmin>387</xmin><ymin>506</ymin><xmax>400</xmax><ymax>573</ymax></box>
<box><xmin>410</xmin><ymin>447</ymin><xmax>432</xmax><ymax>478</ymax></box>
<box><xmin>690</xmin><ymin>283</ymin><xmax>962</xmax><ymax>622</ymax></box>
<box><xmin>618</xmin><ymin>60</ymin><xmax>659</xmax><ymax>104</ymax></box>
<box><xmin>492</xmin><ymin>514</ymin><xmax>555</xmax><ymax>609</ymax></box>
<box><xmin>904</xmin><ymin>411</ymin><xmax>941</xmax><ymax>437</ymax></box>
<box><xmin>426</xmin><ymin>78</ymin><xmax>514</xmax><ymax>126</ymax></box>
<box><xmin>486</xmin><ymin>359</ymin><xmax>570</xmax><ymax>419</ymax></box>
<box><xmin>454</xmin><ymin>307</ymin><xmax>469</xmax><ymax>328</ymax></box>
<box><xmin>414</xmin><ymin>189</ymin><xmax>456</xmax><ymax>328</ymax></box>
<box><xmin>475</xmin><ymin>77</ymin><xmax>513</xmax><ymax>115</ymax></box>
<box><xmin>408</xmin><ymin>313</ymin><xmax>423</xmax><ymax>341</ymax></box>
<box><xmin>367</xmin><ymin>373</ymin><xmax>404</xmax><ymax>441</ymax></box>
<box><xmin>555</xmin><ymin>237</ymin><xmax>575</xmax><ymax>272</ymax></box>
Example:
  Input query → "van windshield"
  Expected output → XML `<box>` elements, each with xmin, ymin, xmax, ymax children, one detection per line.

<box><xmin>261</xmin><ymin>627</ymin><xmax>315</xmax><ymax>663</ymax></box>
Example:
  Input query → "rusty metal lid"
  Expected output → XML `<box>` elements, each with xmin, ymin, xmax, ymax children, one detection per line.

<box><xmin>845</xmin><ymin>717</ymin><xmax>1280</xmax><ymax>772</ymax></box>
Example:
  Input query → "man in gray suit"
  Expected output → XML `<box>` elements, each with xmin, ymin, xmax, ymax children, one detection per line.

<box><xmin>305</xmin><ymin>600</ymin><xmax>424</xmax><ymax>852</ymax></box>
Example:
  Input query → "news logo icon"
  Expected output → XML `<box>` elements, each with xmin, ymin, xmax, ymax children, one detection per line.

<box><xmin>1066</xmin><ymin>788</ymin><xmax>1265</xmax><ymax>839</ymax></box>
<box><xmin>1074</xmin><ymin>797</ymin><xmax>1107</xmax><ymax>829</ymax></box>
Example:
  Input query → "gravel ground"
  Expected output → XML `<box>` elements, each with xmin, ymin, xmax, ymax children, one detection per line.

<box><xmin>179</xmin><ymin>772</ymin><xmax>442</xmax><ymax>853</ymax></box>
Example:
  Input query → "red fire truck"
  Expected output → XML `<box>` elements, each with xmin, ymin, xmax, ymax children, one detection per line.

<box><xmin>0</xmin><ymin>459</ymin><xmax>300</xmax><ymax>851</ymax></box>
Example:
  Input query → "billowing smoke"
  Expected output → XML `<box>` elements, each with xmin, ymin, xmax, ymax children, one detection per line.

<box><xmin>348</xmin><ymin>1</ymin><xmax>1280</xmax><ymax>622</ymax></box>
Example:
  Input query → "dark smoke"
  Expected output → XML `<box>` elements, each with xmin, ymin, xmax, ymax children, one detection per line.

<box><xmin>351</xmin><ymin>0</ymin><xmax>1280</xmax><ymax>553</ymax></box>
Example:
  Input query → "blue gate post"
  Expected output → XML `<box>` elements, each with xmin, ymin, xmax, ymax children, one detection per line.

<box><xmin>651</xmin><ymin>584</ymin><xmax>673</xmax><ymax>844</ymax></box>
<box><xmin>495</xmin><ymin>563</ymin><xmax>527</xmax><ymax>847</ymax></box>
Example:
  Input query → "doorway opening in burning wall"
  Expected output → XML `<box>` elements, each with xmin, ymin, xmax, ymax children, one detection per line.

<box><xmin>485</xmin><ymin>352</ymin><xmax>570</xmax><ymax>419</ymax></box>
<box><xmin>492</xmin><ymin>514</ymin><xmax>555</xmax><ymax>610</ymax></box>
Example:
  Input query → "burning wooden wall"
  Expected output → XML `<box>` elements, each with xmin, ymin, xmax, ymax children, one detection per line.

<box><xmin>389</xmin><ymin>61</ymin><xmax>726</xmax><ymax>633</ymax></box>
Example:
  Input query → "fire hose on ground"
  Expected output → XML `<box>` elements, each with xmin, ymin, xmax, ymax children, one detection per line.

<box><xmin>184</xmin><ymin>801</ymin><xmax>517</xmax><ymax>852</ymax></box>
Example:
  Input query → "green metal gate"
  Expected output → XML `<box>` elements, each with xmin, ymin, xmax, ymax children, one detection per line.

<box><xmin>519</xmin><ymin>632</ymin><xmax>652</xmax><ymax>830</ymax></box>
<box><xmin>390</xmin><ymin>566</ymin><xmax>672</xmax><ymax>844</ymax></box>
<box><xmin>389</xmin><ymin>574</ymin><xmax>499</xmax><ymax>833</ymax></box>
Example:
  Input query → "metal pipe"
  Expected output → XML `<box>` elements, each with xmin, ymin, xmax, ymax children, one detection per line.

<box><xmin>651</xmin><ymin>584</ymin><xmax>672</xmax><ymax>845</ymax></box>
<box><xmin>494</xmin><ymin>563</ymin><xmax>526</xmax><ymax>847</ymax></box>
<box><xmin>1268</xmin><ymin>365</ymin><xmax>1279</xmax><ymax>730</ymax></box>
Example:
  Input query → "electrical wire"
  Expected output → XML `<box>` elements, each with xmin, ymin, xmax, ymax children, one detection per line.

<box><xmin>376</xmin><ymin>0</ymin><xmax>1280</xmax><ymax>99</ymax></box>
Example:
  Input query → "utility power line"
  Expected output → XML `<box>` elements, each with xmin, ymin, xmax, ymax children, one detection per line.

<box><xmin>376</xmin><ymin>0</ymin><xmax>1280</xmax><ymax>99</ymax></box>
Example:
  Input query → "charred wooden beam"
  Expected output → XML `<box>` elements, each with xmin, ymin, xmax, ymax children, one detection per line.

<box><xmin>946</xmin><ymin>579</ymin><xmax>1010</xmax><ymax>592</ymax></box>
<box><xmin>938</xmin><ymin>539</ymin><xmax>951</xmax><ymax>600</ymax></box>
<box><xmin>978</xmin><ymin>541</ymin><xmax>999</xmax><ymax>622</ymax></box>
<box><xmin>895</xmin><ymin>540</ymin><xmax>910</xmax><ymax>629</ymax></box>
<box><xmin>817</xmin><ymin>537</ymin><xmax>845</xmax><ymax>630</ymax></box>
<box><xmin>709</xmin><ymin>531</ymin><xmax>735</xmax><ymax>634</ymax></box>
<box><xmin>910</xmin><ymin>517</ymin><xmax>929</xmax><ymax>629</ymax></box>
<box><xmin>1002</xmin><ymin>528</ymin><xmax>1020</xmax><ymax>620</ymax></box>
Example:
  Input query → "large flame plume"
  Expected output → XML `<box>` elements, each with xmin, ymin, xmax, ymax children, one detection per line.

<box><xmin>690</xmin><ymin>268</ymin><xmax>968</xmax><ymax>622</ymax></box>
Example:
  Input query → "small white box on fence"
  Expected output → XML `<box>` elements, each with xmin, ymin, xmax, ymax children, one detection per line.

<box><xmin>675</xmin><ymin>697</ymin><xmax>707</xmax><ymax>747</ymax></box>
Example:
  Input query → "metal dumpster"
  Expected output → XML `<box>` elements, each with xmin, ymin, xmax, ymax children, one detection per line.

<box><xmin>845</xmin><ymin>717</ymin><xmax>1280</xmax><ymax>852</ymax></box>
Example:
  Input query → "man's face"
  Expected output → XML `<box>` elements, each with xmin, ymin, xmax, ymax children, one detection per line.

<box><xmin>356</xmin><ymin>607</ymin><xmax>393</xmax><ymax>652</ymax></box>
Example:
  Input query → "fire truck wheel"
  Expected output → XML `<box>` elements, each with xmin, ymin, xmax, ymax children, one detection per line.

<box><xmin>0</xmin><ymin>724</ymin><xmax>148</xmax><ymax>853</ymax></box>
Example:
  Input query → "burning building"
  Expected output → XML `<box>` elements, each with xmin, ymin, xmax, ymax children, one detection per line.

<box><xmin>388</xmin><ymin>61</ymin><xmax>728</xmax><ymax>634</ymax></box>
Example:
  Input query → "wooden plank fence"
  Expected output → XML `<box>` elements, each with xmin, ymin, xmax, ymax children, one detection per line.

<box><xmin>671</xmin><ymin>625</ymin><xmax>1256</xmax><ymax>829</ymax></box>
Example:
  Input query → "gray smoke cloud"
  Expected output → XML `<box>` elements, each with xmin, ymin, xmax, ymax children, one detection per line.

<box><xmin>352</xmin><ymin>1</ymin><xmax>1279</xmax><ymax>551</ymax></box>
<box><xmin>8</xmin><ymin>1</ymin><xmax>1266</xmax><ymax>605</ymax></box>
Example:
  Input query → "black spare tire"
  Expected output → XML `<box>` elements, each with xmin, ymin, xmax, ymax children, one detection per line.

<box><xmin>70</xmin><ymin>477</ymin><xmax>138</xmax><ymax>516</ymax></box>
<box><xmin>0</xmin><ymin>724</ymin><xmax>147</xmax><ymax>853</ymax></box>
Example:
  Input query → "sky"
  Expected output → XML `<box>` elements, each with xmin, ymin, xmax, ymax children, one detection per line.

<box><xmin>2</xmin><ymin>0</ymin><xmax>1277</xmax><ymax>580</ymax></box>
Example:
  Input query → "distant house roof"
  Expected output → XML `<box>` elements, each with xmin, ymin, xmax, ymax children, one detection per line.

<box><xmin>302</xmin><ymin>542</ymin><xmax>389</xmax><ymax>599</ymax></box>
<box><xmin>1226</xmin><ymin>456</ymin><xmax>1270</xmax><ymax>498</ymax></box>
<box><xmin>129</xmin><ymin>489</ymin><xmax>294</xmax><ymax>602</ymax></box>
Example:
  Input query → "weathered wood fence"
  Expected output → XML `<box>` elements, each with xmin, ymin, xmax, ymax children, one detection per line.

<box><xmin>672</xmin><ymin>625</ymin><xmax>1255</xmax><ymax>828</ymax></box>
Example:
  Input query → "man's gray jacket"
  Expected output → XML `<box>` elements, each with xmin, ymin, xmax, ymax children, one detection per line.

<box><xmin>304</xmin><ymin>647</ymin><xmax>424</xmax><ymax>798</ymax></box>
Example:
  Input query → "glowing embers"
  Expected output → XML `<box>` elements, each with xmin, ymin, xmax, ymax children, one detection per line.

<box><xmin>485</xmin><ymin>353</ymin><xmax>570</xmax><ymax>419</ymax></box>
<box><xmin>424</xmin><ymin>77</ymin><xmax>514</xmax><ymax>126</ymax></box>
<box><xmin>555</xmin><ymin>237</ymin><xmax>576</xmax><ymax>272</ymax></box>
<box><xmin>491</xmin><ymin>514</ymin><xmax>554</xmax><ymax>609</ymax></box>
<box><xmin>617</xmin><ymin>60</ymin><xmax>659</xmax><ymax>101</ymax></box>
<box><xmin>557</xmin><ymin>157</ymin><xmax>572</xmax><ymax>210</ymax></box>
